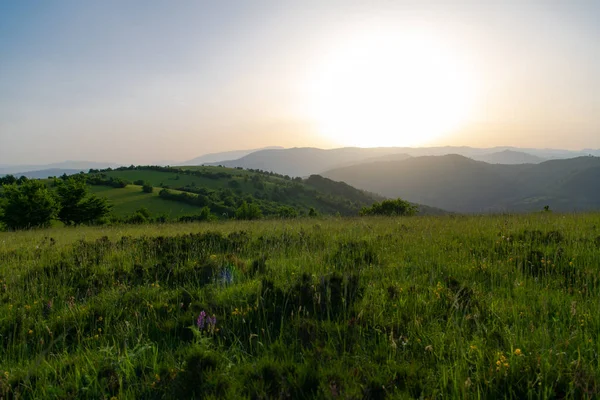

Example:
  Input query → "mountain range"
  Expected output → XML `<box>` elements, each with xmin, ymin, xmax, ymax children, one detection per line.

<box><xmin>0</xmin><ymin>161</ymin><xmax>121</xmax><ymax>177</ymax></box>
<box><xmin>4</xmin><ymin>146</ymin><xmax>598</xmax><ymax>179</ymax></box>
<box><xmin>182</xmin><ymin>146</ymin><xmax>284</xmax><ymax>166</ymax></box>
<box><xmin>321</xmin><ymin>154</ymin><xmax>600</xmax><ymax>213</ymax></box>
<box><xmin>207</xmin><ymin>146</ymin><xmax>598</xmax><ymax>176</ymax></box>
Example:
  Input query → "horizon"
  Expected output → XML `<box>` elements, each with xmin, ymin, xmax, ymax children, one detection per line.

<box><xmin>2</xmin><ymin>144</ymin><xmax>600</xmax><ymax>169</ymax></box>
<box><xmin>1</xmin><ymin>1</ymin><xmax>599</xmax><ymax>165</ymax></box>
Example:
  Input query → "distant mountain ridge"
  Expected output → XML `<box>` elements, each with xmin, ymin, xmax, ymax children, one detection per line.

<box><xmin>0</xmin><ymin>161</ymin><xmax>121</xmax><ymax>176</ymax></box>
<box><xmin>183</xmin><ymin>146</ymin><xmax>284</xmax><ymax>166</ymax></box>
<box><xmin>208</xmin><ymin>146</ymin><xmax>598</xmax><ymax>177</ymax></box>
<box><xmin>211</xmin><ymin>147</ymin><xmax>422</xmax><ymax>176</ymax></box>
<box><xmin>321</xmin><ymin>154</ymin><xmax>600</xmax><ymax>213</ymax></box>
<box><xmin>7</xmin><ymin>169</ymin><xmax>84</xmax><ymax>179</ymax></box>
<box><xmin>472</xmin><ymin>150</ymin><xmax>546</xmax><ymax>164</ymax></box>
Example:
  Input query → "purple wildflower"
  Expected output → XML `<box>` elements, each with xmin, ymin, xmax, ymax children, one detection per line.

<box><xmin>197</xmin><ymin>311</ymin><xmax>206</xmax><ymax>329</ymax></box>
<box><xmin>196</xmin><ymin>310</ymin><xmax>217</xmax><ymax>333</ymax></box>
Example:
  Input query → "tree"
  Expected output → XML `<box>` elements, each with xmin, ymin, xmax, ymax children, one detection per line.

<box><xmin>235</xmin><ymin>201</ymin><xmax>262</xmax><ymax>220</ymax></box>
<box><xmin>0</xmin><ymin>175</ymin><xmax>16</xmax><ymax>185</ymax></box>
<box><xmin>0</xmin><ymin>180</ymin><xmax>59</xmax><ymax>230</ymax></box>
<box><xmin>78</xmin><ymin>195</ymin><xmax>112</xmax><ymax>224</ymax></box>
<box><xmin>56</xmin><ymin>176</ymin><xmax>111</xmax><ymax>225</ymax></box>
<box><xmin>308</xmin><ymin>207</ymin><xmax>318</xmax><ymax>217</ymax></box>
<box><xmin>360</xmin><ymin>198</ymin><xmax>418</xmax><ymax>217</ymax></box>
<box><xmin>142</xmin><ymin>183</ymin><xmax>153</xmax><ymax>193</ymax></box>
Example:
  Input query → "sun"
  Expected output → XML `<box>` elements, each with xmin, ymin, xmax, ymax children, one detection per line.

<box><xmin>305</xmin><ymin>27</ymin><xmax>478</xmax><ymax>147</ymax></box>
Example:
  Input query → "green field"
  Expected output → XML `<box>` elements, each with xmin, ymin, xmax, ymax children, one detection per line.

<box><xmin>101</xmin><ymin>168</ymin><xmax>255</xmax><ymax>192</ymax></box>
<box><xmin>88</xmin><ymin>185</ymin><xmax>202</xmax><ymax>217</ymax></box>
<box><xmin>1</xmin><ymin>214</ymin><xmax>599</xmax><ymax>398</ymax></box>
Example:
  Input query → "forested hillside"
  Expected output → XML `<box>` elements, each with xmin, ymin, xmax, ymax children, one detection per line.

<box><xmin>322</xmin><ymin>155</ymin><xmax>600</xmax><ymax>213</ymax></box>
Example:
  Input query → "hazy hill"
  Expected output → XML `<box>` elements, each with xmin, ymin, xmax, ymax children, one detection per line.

<box><xmin>8</xmin><ymin>169</ymin><xmax>83</xmax><ymax>179</ymax></box>
<box><xmin>0</xmin><ymin>161</ymin><xmax>120</xmax><ymax>176</ymax></box>
<box><xmin>322</xmin><ymin>155</ymin><xmax>600</xmax><ymax>213</ymax></box>
<box><xmin>471</xmin><ymin>149</ymin><xmax>546</xmax><ymax>164</ymax></box>
<box><xmin>211</xmin><ymin>147</ymin><xmax>417</xmax><ymax>176</ymax></box>
<box><xmin>208</xmin><ymin>146</ymin><xmax>594</xmax><ymax>177</ymax></box>
<box><xmin>183</xmin><ymin>146</ymin><xmax>284</xmax><ymax>166</ymax></box>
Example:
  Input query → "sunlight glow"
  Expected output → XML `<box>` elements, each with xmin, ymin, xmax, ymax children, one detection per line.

<box><xmin>306</xmin><ymin>27</ymin><xmax>478</xmax><ymax>147</ymax></box>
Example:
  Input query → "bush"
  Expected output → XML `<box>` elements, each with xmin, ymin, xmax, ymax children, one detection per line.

<box><xmin>360</xmin><ymin>198</ymin><xmax>417</xmax><ymax>216</ymax></box>
<box><xmin>142</xmin><ymin>184</ymin><xmax>153</xmax><ymax>193</ymax></box>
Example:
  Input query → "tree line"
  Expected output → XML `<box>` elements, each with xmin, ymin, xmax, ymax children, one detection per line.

<box><xmin>0</xmin><ymin>176</ymin><xmax>111</xmax><ymax>230</ymax></box>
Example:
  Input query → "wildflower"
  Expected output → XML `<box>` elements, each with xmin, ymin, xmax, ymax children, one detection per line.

<box><xmin>197</xmin><ymin>311</ymin><xmax>207</xmax><ymax>329</ymax></box>
<box><xmin>514</xmin><ymin>348</ymin><xmax>522</xmax><ymax>356</ymax></box>
<box><xmin>495</xmin><ymin>353</ymin><xmax>509</xmax><ymax>372</ymax></box>
<box><xmin>28</xmin><ymin>329</ymin><xmax>33</xmax><ymax>335</ymax></box>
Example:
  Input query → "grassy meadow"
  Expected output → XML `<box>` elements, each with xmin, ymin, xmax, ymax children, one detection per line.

<box><xmin>1</xmin><ymin>214</ymin><xmax>600</xmax><ymax>398</ymax></box>
<box><xmin>88</xmin><ymin>185</ymin><xmax>201</xmax><ymax>218</ymax></box>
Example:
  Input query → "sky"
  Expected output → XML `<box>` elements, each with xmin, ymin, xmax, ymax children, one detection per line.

<box><xmin>1</xmin><ymin>0</ymin><xmax>599</xmax><ymax>165</ymax></box>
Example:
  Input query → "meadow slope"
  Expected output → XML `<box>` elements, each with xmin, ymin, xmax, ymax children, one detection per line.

<box><xmin>1</xmin><ymin>214</ymin><xmax>599</xmax><ymax>398</ymax></box>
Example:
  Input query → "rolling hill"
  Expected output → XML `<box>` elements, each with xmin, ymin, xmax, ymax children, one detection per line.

<box><xmin>0</xmin><ymin>161</ymin><xmax>120</xmax><ymax>176</ymax></box>
<box><xmin>6</xmin><ymin>168</ymin><xmax>84</xmax><ymax>179</ymax></box>
<box><xmin>211</xmin><ymin>147</ymin><xmax>417</xmax><ymax>176</ymax></box>
<box><xmin>182</xmin><ymin>146</ymin><xmax>284</xmax><ymax>166</ymax></box>
<box><xmin>209</xmin><ymin>146</ymin><xmax>595</xmax><ymax>177</ymax></box>
<box><xmin>471</xmin><ymin>149</ymin><xmax>546</xmax><ymax>164</ymax></box>
<box><xmin>85</xmin><ymin>165</ymin><xmax>387</xmax><ymax>218</ymax></box>
<box><xmin>322</xmin><ymin>155</ymin><xmax>600</xmax><ymax>213</ymax></box>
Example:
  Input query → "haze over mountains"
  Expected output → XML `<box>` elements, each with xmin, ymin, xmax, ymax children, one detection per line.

<box><xmin>0</xmin><ymin>161</ymin><xmax>121</xmax><ymax>178</ymax></box>
<box><xmin>322</xmin><ymin>154</ymin><xmax>600</xmax><ymax>213</ymax></box>
<box><xmin>208</xmin><ymin>146</ymin><xmax>599</xmax><ymax>177</ymax></box>
<box><xmin>182</xmin><ymin>146</ymin><xmax>284</xmax><ymax>166</ymax></box>
<box><xmin>3</xmin><ymin>146</ymin><xmax>599</xmax><ymax>179</ymax></box>
<box><xmin>3</xmin><ymin>146</ymin><xmax>600</xmax><ymax>214</ymax></box>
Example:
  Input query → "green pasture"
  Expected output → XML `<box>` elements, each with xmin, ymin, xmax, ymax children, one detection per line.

<box><xmin>1</xmin><ymin>214</ymin><xmax>599</xmax><ymax>398</ymax></box>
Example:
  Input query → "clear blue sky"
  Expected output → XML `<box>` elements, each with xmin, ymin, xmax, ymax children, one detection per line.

<box><xmin>1</xmin><ymin>1</ymin><xmax>599</xmax><ymax>164</ymax></box>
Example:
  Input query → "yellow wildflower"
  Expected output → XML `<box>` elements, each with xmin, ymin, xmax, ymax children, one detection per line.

<box><xmin>514</xmin><ymin>348</ymin><xmax>522</xmax><ymax>356</ymax></box>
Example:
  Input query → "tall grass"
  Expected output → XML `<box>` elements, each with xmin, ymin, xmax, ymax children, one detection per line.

<box><xmin>1</xmin><ymin>214</ymin><xmax>599</xmax><ymax>398</ymax></box>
